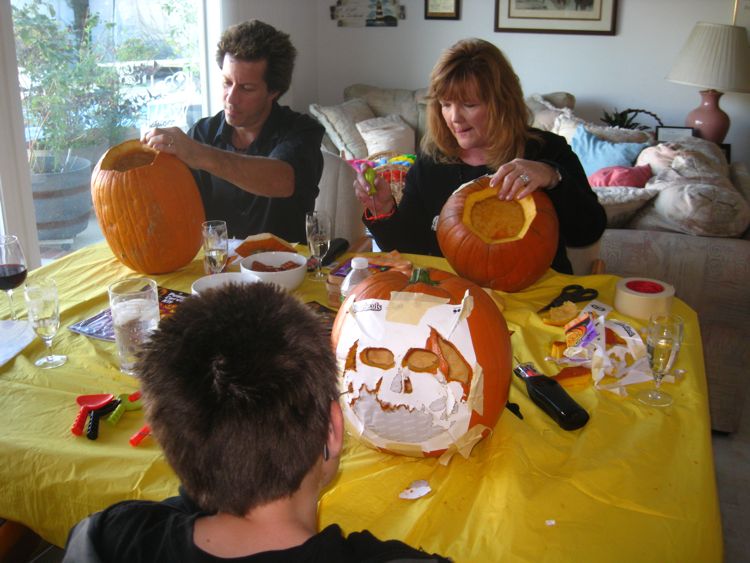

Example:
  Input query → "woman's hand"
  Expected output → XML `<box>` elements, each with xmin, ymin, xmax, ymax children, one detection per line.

<box><xmin>489</xmin><ymin>159</ymin><xmax>560</xmax><ymax>200</ymax></box>
<box><xmin>354</xmin><ymin>168</ymin><xmax>395</xmax><ymax>217</ymax></box>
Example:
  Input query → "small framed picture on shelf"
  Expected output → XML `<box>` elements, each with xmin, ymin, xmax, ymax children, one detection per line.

<box><xmin>425</xmin><ymin>0</ymin><xmax>460</xmax><ymax>20</ymax></box>
<box><xmin>655</xmin><ymin>126</ymin><xmax>695</xmax><ymax>142</ymax></box>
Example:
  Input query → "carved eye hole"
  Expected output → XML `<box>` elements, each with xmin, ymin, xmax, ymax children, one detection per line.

<box><xmin>402</xmin><ymin>349</ymin><xmax>439</xmax><ymax>373</ymax></box>
<box><xmin>360</xmin><ymin>347</ymin><xmax>395</xmax><ymax>370</ymax></box>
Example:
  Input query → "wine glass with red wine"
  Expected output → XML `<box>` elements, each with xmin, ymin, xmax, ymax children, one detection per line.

<box><xmin>0</xmin><ymin>235</ymin><xmax>28</xmax><ymax>320</ymax></box>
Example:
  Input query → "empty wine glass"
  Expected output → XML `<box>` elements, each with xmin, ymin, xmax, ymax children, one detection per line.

<box><xmin>305</xmin><ymin>211</ymin><xmax>331</xmax><ymax>281</ymax></box>
<box><xmin>24</xmin><ymin>277</ymin><xmax>67</xmax><ymax>369</ymax></box>
<box><xmin>202</xmin><ymin>220</ymin><xmax>229</xmax><ymax>274</ymax></box>
<box><xmin>637</xmin><ymin>313</ymin><xmax>683</xmax><ymax>407</ymax></box>
<box><xmin>1</xmin><ymin>235</ymin><xmax>28</xmax><ymax>320</ymax></box>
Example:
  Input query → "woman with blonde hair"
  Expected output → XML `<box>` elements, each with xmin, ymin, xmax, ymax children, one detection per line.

<box><xmin>355</xmin><ymin>38</ymin><xmax>606</xmax><ymax>274</ymax></box>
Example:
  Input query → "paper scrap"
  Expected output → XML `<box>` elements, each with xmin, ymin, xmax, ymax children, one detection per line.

<box><xmin>399</xmin><ymin>479</ymin><xmax>431</xmax><ymax>500</ymax></box>
<box><xmin>0</xmin><ymin>320</ymin><xmax>35</xmax><ymax>368</ymax></box>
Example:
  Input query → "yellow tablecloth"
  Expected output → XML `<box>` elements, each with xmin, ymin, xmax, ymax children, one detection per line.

<box><xmin>0</xmin><ymin>243</ymin><xmax>722</xmax><ymax>561</ymax></box>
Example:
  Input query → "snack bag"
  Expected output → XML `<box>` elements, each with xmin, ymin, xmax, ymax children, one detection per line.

<box><xmin>549</xmin><ymin>300</ymin><xmax>652</xmax><ymax>394</ymax></box>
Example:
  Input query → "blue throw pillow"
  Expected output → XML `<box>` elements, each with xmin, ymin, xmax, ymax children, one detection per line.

<box><xmin>571</xmin><ymin>125</ymin><xmax>650</xmax><ymax>178</ymax></box>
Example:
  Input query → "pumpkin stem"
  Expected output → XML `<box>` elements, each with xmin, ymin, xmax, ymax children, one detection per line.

<box><xmin>409</xmin><ymin>268</ymin><xmax>436</xmax><ymax>286</ymax></box>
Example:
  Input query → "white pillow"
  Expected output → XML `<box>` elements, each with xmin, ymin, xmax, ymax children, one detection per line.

<box><xmin>593</xmin><ymin>186</ymin><xmax>660</xmax><ymax>227</ymax></box>
<box><xmin>355</xmin><ymin>114</ymin><xmax>415</xmax><ymax>156</ymax></box>
<box><xmin>525</xmin><ymin>94</ymin><xmax>567</xmax><ymax>131</ymax></box>
<box><xmin>309</xmin><ymin>98</ymin><xmax>374</xmax><ymax>159</ymax></box>
<box><xmin>630</xmin><ymin>172</ymin><xmax>750</xmax><ymax>237</ymax></box>
<box><xmin>552</xmin><ymin>111</ymin><xmax>654</xmax><ymax>145</ymax></box>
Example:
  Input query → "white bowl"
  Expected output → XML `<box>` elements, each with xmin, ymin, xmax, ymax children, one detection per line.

<box><xmin>239</xmin><ymin>251</ymin><xmax>307</xmax><ymax>291</ymax></box>
<box><xmin>191</xmin><ymin>271</ymin><xmax>261</xmax><ymax>295</ymax></box>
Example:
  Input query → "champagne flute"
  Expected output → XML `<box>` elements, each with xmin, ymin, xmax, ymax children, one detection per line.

<box><xmin>0</xmin><ymin>235</ymin><xmax>28</xmax><ymax>320</ymax></box>
<box><xmin>202</xmin><ymin>220</ymin><xmax>229</xmax><ymax>274</ymax></box>
<box><xmin>306</xmin><ymin>211</ymin><xmax>331</xmax><ymax>281</ymax></box>
<box><xmin>24</xmin><ymin>277</ymin><xmax>67</xmax><ymax>369</ymax></box>
<box><xmin>637</xmin><ymin>313</ymin><xmax>683</xmax><ymax>407</ymax></box>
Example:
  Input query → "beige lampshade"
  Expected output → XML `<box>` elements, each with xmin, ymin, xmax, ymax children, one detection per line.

<box><xmin>667</xmin><ymin>22</ymin><xmax>750</xmax><ymax>93</ymax></box>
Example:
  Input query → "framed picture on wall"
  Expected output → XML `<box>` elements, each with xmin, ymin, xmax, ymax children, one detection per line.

<box><xmin>736</xmin><ymin>0</ymin><xmax>750</xmax><ymax>29</ymax></box>
<box><xmin>495</xmin><ymin>0</ymin><xmax>617</xmax><ymax>35</ymax></box>
<box><xmin>425</xmin><ymin>0</ymin><xmax>461</xmax><ymax>20</ymax></box>
<box><xmin>655</xmin><ymin>126</ymin><xmax>695</xmax><ymax>142</ymax></box>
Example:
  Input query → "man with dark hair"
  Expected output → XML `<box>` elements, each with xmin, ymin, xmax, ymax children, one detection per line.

<box><xmin>142</xmin><ymin>20</ymin><xmax>324</xmax><ymax>243</ymax></box>
<box><xmin>63</xmin><ymin>284</ymin><xmax>450</xmax><ymax>562</ymax></box>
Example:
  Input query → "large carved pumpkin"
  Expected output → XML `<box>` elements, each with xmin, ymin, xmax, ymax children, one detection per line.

<box><xmin>437</xmin><ymin>175</ymin><xmax>559</xmax><ymax>292</ymax></box>
<box><xmin>91</xmin><ymin>140</ymin><xmax>205</xmax><ymax>274</ymax></box>
<box><xmin>331</xmin><ymin>267</ymin><xmax>511</xmax><ymax>459</ymax></box>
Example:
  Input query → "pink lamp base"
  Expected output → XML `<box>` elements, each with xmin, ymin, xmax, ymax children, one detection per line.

<box><xmin>685</xmin><ymin>89</ymin><xmax>730</xmax><ymax>144</ymax></box>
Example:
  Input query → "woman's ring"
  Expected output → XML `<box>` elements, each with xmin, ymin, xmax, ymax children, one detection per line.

<box><xmin>167</xmin><ymin>135</ymin><xmax>175</xmax><ymax>147</ymax></box>
<box><xmin>519</xmin><ymin>173</ymin><xmax>530</xmax><ymax>186</ymax></box>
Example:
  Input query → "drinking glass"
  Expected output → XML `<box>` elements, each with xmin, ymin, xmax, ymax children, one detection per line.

<box><xmin>637</xmin><ymin>313</ymin><xmax>684</xmax><ymax>407</ymax></box>
<box><xmin>1</xmin><ymin>235</ymin><xmax>28</xmax><ymax>320</ymax></box>
<box><xmin>24</xmin><ymin>278</ymin><xmax>67</xmax><ymax>369</ymax></box>
<box><xmin>305</xmin><ymin>211</ymin><xmax>331</xmax><ymax>281</ymax></box>
<box><xmin>202</xmin><ymin>220</ymin><xmax>229</xmax><ymax>274</ymax></box>
<box><xmin>108</xmin><ymin>277</ymin><xmax>160</xmax><ymax>376</ymax></box>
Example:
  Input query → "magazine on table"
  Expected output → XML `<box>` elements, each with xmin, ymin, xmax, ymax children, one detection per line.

<box><xmin>68</xmin><ymin>287</ymin><xmax>190</xmax><ymax>342</ymax></box>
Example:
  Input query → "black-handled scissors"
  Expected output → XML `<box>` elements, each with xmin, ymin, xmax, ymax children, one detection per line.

<box><xmin>537</xmin><ymin>284</ymin><xmax>599</xmax><ymax>313</ymax></box>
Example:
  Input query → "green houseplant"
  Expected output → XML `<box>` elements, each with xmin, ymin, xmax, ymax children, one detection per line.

<box><xmin>600</xmin><ymin>107</ymin><xmax>664</xmax><ymax>131</ymax></box>
<box><xmin>14</xmin><ymin>1</ymin><xmax>140</xmax><ymax>172</ymax></box>
<box><xmin>13</xmin><ymin>1</ymin><xmax>141</xmax><ymax>241</ymax></box>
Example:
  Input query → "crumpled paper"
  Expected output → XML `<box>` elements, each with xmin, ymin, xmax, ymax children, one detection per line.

<box><xmin>546</xmin><ymin>301</ymin><xmax>665</xmax><ymax>396</ymax></box>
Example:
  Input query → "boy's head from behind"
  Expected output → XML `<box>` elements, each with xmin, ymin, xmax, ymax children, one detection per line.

<box><xmin>137</xmin><ymin>283</ymin><xmax>338</xmax><ymax>516</ymax></box>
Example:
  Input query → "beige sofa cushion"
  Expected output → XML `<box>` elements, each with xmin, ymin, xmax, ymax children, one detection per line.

<box><xmin>355</xmin><ymin>114</ymin><xmax>416</xmax><ymax>155</ymax></box>
<box><xmin>344</xmin><ymin>83</ymin><xmax>427</xmax><ymax>141</ymax></box>
<box><xmin>630</xmin><ymin>138</ymin><xmax>750</xmax><ymax>237</ymax></box>
<box><xmin>316</xmin><ymin>149</ymin><xmax>365</xmax><ymax>244</ymax></box>
<box><xmin>526</xmin><ymin>93</ymin><xmax>573</xmax><ymax>131</ymax></box>
<box><xmin>309</xmin><ymin>98</ymin><xmax>374</xmax><ymax>159</ymax></box>
<box><xmin>312</xmin><ymin>84</ymin><xmax>579</xmax><ymax>160</ymax></box>
<box><xmin>552</xmin><ymin>111</ymin><xmax>654</xmax><ymax>145</ymax></box>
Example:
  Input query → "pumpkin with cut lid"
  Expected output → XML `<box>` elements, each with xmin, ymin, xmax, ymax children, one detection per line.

<box><xmin>437</xmin><ymin>175</ymin><xmax>559</xmax><ymax>292</ymax></box>
<box><xmin>91</xmin><ymin>140</ymin><xmax>205</xmax><ymax>274</ymax></box>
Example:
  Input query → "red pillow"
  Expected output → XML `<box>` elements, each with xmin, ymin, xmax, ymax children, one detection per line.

<box><xmin>588</xmin><ymin>164</ymin><xmax>652</xmax><ymax>188</ymax></box>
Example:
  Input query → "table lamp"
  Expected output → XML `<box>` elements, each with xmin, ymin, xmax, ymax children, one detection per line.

<box><xmin>666</xmin><ymin>21</ymin><xmax>750</xmax><ymax>144</ymax></box>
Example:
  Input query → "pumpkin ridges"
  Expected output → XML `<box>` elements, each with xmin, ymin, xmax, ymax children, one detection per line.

<box><xmin>438</xmin><ymin>177</ymin><xmax>559</xmax><ymax>292</ymax></box>
<box><xmin>332</xmin><ymin>266</ymin><xmax>511</xmax><ymax>458</ymax></box>
<box><xmin>91</xmin><ymin>141</ymin><xmax>205</xmax><ymax>274</ymax></box>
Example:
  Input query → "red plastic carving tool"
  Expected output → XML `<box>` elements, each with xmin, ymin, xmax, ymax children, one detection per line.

<box><xmin>71</xmin><ymin>393</ymin><xmax>114</xmax><ymax>436</ymax></box>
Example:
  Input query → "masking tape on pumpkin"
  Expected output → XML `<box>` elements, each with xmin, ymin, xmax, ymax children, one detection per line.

<box><xmin>386</xmin><ymin>292</ymin><xmax>449</xmax><ymax>325</ymax></box>
<box><xmin>614</xmin><ymin>277</ymin><xmax>674</xmax><ymax>320</ymax></box>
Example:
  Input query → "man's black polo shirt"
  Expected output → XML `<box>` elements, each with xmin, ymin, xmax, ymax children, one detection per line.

<box><xmin>189</xmin><ymin>102</ymin><xmax>324</xmax><ymax>242</ymax></box>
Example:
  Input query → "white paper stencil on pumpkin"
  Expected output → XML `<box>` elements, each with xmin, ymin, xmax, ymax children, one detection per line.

<box><xmin>336</xmin><ymin>291</ymin><xmax>484</xmax><ymax>457</ymax></box>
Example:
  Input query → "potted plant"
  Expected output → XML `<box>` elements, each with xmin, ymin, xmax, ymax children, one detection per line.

<box><xmin>600</xmin><ymin>107</ymin><xmax>664</xmax><ymax>131</ymax></box>
<box><xmin>13</xmin><ymin>1</ymin><xmax>141</xmax><ymax>242</ymax></box>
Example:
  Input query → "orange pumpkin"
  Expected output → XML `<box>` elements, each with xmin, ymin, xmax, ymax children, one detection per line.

<box><xmin>91</xmin><ymin>140</ymin><xmax>205</xmax><ymax>274</ymax></box>
<box><xmin>437</xmin><ymin>175</ymin><xmax>559</xmax><ymax>292</ymax></box>
<box><xmin>331</xmin><ymin>267</ymin><xmax>511</xmax><ymax>458</ymax></box>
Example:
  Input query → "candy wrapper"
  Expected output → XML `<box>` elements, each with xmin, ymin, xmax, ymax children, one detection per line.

<box><xmin>548</xmin><ymin>301</ymin><xmax>655</xmax><ymax>395</ymax></box>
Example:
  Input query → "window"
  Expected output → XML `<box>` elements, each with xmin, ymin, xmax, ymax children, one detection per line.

<box><xmin>4</xmin><ymin>0</ymin><xmax>206</xmax><ymax>264</ymax></box>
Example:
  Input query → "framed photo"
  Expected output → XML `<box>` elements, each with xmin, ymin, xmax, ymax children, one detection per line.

<box><xmin>495</xmin><ymin>0</ymin><xmax>617</xmax><ymax>35</ymax></box>
<box><xmin>425</xmin><ymin>0</ymin><xmax>460</xmax><ymax>20</ymax></box>
<box><xmin>655</xmin><ymin>126</ymin><xmax>695</xmax><ymax>142</ymax></box>
<box><xmin>736</xmin><ymin>0</ymin><xmax>750</xmax><ymax>29</ymax></box>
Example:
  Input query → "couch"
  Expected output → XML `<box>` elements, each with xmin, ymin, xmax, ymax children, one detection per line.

<box><xmin>310</xmin><ymin>84</ymin><xmax>750</xmax><ymax>433</ymax></box>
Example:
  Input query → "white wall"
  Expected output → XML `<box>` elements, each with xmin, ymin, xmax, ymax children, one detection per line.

<box><xmin>223</xmin><ymin>0</ymin><xmax>749</xmax><ymax>168</ymax></box>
